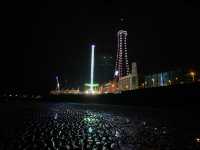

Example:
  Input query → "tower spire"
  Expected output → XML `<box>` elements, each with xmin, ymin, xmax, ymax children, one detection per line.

<box><xmin>119</xmin><ymin>17</ymin><xmax>126</xmax><ymax>30</ymax></box>
<box><xmin>114</xmin><ymin>18</ymin><xmax>130</xmax><ymax>79</ymax></box>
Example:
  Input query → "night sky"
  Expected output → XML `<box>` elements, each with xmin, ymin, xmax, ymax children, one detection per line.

<box><xmin>1</xmin><ymin>1</ymin><xmax>200</xmax><ymax>93</ymax></box>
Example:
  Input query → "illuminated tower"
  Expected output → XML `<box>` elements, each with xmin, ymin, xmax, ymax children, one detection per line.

<box><xmin>84</xmin><ymin>45</ymin><xmax>99</xmax><ymax>94</ymax></box>
<box><xmin>114</xmin><ymin>30</ymin><xmax>130</xmax><ymax>79</ymax></box>
<box><xmin>90</xmin><ymin>45</ymin><xmax>95</xmax><ymax>92</ymax></box>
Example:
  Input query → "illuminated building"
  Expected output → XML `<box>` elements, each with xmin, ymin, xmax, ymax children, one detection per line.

<box><xmin>143</xmin><ymin>67</ymin><xmax>200</xmax><ymax>88</ymax></box>
<box><xmin>100</xmin><ymin>80</ymin><xmax>118</xmax><ymax>94</ymax></box>
<box><xmin>63</xmin><ymin>88</ymin><xmax>80</xmax><ymax>94</ymax></box>
<box><xmin>118</xmin><ymin>62</ymin><xmax>139</xmax><ymax>91</ymax></box>
<box><xmin>145</xmin><ymin>72</ymin><xmax>175</xmax><ymax>88</ymax></box>
<box><xmin>131</xmin><ymin>62</ymin><xmax>139</xmax><ymax>89</ymax></box>
<box><xmin>114</xmin><ymin>30</ymin><xmax>129</xmax><ymax>79</ymax></box>
<box><xmin>118</xmin><ymin>75</ymin><xmax>132</xmax><ymax>91</ymax></box>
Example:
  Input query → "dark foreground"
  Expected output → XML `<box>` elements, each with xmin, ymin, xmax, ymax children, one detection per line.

<box><xmin>0</xmin><ymin>98</ymin><xmax>200</xmax><ymax>150</ymax></box>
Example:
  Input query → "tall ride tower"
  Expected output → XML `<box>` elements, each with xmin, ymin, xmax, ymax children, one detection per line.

<box><xmin>114</xmin><ymin>30</ymin><xmax>130</xmax><ymax>79</ymax></box>
<box><xmin>90</xmin><ymin>45</ymin><xmax>95</xmax><ymax>92</ymax></box>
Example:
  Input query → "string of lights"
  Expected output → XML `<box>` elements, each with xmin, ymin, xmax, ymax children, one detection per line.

<box><xmin>114</xmin><ymin>30</ymin><xmax>130</xmax><ymax>79</ymax></box>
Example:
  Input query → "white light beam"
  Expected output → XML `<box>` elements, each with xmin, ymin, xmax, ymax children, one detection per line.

<box><xmin>90</xmin><ymin>45</ymin><xmax>95</xmax><ymax>92</ymax></box>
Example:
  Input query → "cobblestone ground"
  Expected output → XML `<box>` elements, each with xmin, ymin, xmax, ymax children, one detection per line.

<box><xmin>2</xmin><ymin>103</ymin><xmax>176</xmax><ymax>150</ymax></box>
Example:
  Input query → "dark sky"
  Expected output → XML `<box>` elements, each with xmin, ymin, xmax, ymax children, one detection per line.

<box><xmin>1</xmin><ymin>1</ymin><xmax>200</xmax><ymax>93</ymax></box>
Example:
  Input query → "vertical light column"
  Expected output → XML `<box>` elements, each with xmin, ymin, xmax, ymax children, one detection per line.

<box><xmin>90</xmin><ymin>45</ymin><xmax>95</xmax><ymax>92</ymax></box>
<box><xmin>115</xmin><ymin>30</ymin><xmax>129</xmax><ymax>79</ymax></box>
<box><xmin>114</xmin><ymin>36</ymin><xmax>120</xmax><ymax>77</ymax></box>
<box><xmin>119</xmin><ymin>32</ymin><xmax>123</xmax><ymax>78</ymax></box>
<box><xmin>56</xmin><ymin>76</ymin><xmax>60</xmax><ymax>92</ymax></box>
<box><xmin>160</xmin><ymin>73</ymin><xmax>164</xmax><ymax>86</ymax></box>
<box><xmin>124</xmin><ymin>32</ymin><xmax>129</xmax><ymax>75</ymax></box>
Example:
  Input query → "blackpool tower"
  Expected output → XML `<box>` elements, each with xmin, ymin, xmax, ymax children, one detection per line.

<box><xmin>114</xmin><ymin>30</ymin><xmax>130</xmax><ymax>79</ymax></box>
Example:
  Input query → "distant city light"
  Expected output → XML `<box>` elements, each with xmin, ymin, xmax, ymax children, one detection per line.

<box><xmin>115</xmin><ymin>70</ymin><xmax>119</xmax><ymax>76</ymax></box>
<box><xmin>190</xmin><ymin>72</ymin><xmax>195</xmax><ymax>76</ymax></box>
<box><xmin>88</xmin><ymin>127</ymin><xmax>93</xmax><ymax>133</ymax></box>
<box><xmin>196</xmin><ymin>137</ymin><xmax>200</xmax><ymax>143</ymax></box>
<box><xmin>84</xmin><ymin>83</ymin><xmax>99</xmax><ymax>87</ymax></box>
<box><xmin>152</xmin><ymin>78</ymin><xmax>155</xmax><ymax>86</ymax></box>
<box><xmin>190</xmin><ymin>71</ymin><xmax>196</xmax><ymax>81</ymax></box>
<box><xmin>168</xmin><ymin>80</ymin><xmax>171</xmax><ymax>85</ymax></box>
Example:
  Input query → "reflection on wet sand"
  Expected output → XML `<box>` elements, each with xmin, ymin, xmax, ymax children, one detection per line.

<box><xmin>8</xmin><ymin>103</ymin><xmax>174</xmax><ymax>150</ymax></box>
